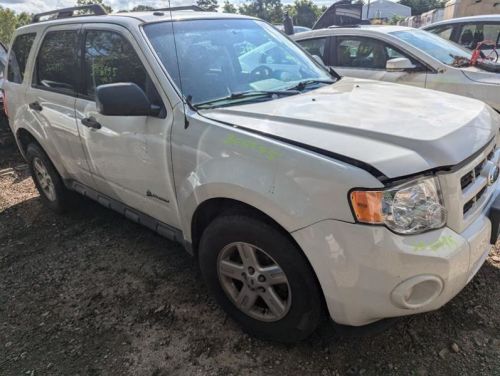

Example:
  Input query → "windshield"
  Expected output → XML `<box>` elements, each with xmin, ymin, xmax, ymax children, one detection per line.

<box><xmin>144</xmin><ymin>19</ymin><xmax>333</xmax><ymax>106</ymax></box>
<box><xmin>391</xmin><ymin>29</ymin><xmax>472</xmax><ymax>67</ymax></box>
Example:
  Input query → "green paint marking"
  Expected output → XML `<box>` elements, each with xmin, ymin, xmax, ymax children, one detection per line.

<box><xmin>413</xmin><ymin>236</ymin><xmax>457</xmax><ymax>252</ymax></box>
<box><xmin>224</xmin><ymin>134</ymin><xmax>281</xmax><ymax>161</ymax></box>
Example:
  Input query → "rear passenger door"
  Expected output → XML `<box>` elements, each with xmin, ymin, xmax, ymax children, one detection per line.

<box><xmin>25</xmin><ymin>24</ymin><xmax>95</xmax><ymax>187</ymax></box>
<box><xmin>330</xmin><ymin>35</ymin><xmax>427</xmax><ymax>87</ymax></box>
<box><xmin>75</xmin><ymin>24</ymin><xmax>179</xmax><ymax>227</ymax></box>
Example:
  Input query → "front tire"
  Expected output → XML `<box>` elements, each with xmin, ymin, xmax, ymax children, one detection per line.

<box><xmin>26</xmin><ymin>143</ymin><xmax>72</xmax><ymax>213</ymax></box>
<box><xmin>199</xmin><ymin>214</ymin><xmax>323</xmax><ymax>342</ymax></box>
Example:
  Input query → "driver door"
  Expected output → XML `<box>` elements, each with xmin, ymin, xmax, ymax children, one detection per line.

<box><xmin>330</xmin><ymin>36</ymin><xmax>427</xmax><ymax>88</ymax></box>
<box><xmin>74</xmin><ymin>24</ymin><xmax>179</xmax><ymax>227</ymax></box>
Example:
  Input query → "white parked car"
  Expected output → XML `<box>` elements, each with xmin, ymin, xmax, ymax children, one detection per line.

<box><xmin>4</xmin><ymin>6</ymin><xmax>500</xmax><ymax>342</ymax></box>
<box><xmin>422</xmin><ymin>15</ymin><xmax>500</xmax><ymax>55</ymax></box>
<box><xmin>293</xmin><ymin>25</ymin><xmax>500</xmax><ymax>111</ymax></box>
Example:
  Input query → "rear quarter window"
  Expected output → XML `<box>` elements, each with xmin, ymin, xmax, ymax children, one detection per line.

<box><xmin>7</xmin><ymin>33</ymin><xmax>36</xmax><ymax>84</ymax></box>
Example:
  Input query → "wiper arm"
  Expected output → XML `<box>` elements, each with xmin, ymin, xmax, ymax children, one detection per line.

<box><xmin>286</xmin><ymin>79</ymin><xmax>335</xmax><ymax>91</ymax></box>
<box><xmin>193</xmin><ymin>89</ymin><xmax>299</xmax><ymax>109</ymax></box>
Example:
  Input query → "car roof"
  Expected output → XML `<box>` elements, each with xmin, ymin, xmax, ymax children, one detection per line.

<box><xmin>16</xmin><ymin>10</ymin><xmax>254</xmax><ymax>33</ymax></box>
<box><xmin>293</xmin><ymin>24</ymin><xmax>411</xmax><ymax>39</ymax></box>
<box><xmin>422</xmin><ymin>14</ymin><xmax>500</xmax><ymax>29</ymax></box>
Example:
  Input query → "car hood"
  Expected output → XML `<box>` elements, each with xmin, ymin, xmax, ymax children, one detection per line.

<box><xmin>461</xmin><ymin>67</ymin><xmax>500</xmax><ymax>85</ymax></box>
<box><xmin>200</xmin><ymin>77</ymin><xmax>499</xmax><ymax>180</ymax></box>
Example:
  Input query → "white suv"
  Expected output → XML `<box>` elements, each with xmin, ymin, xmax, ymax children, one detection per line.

<box><xmin>4</xmin><ymin>5</ymin><xmax>500</xmax><ymax>342</ymax></box>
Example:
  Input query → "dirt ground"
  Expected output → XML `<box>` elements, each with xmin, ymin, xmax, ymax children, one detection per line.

<box><xmin>0</xmin><ymin>128</ymin><xmax>499</xmax><ymax>376</ymax></box>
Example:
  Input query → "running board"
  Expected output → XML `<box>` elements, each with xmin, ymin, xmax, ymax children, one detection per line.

<box><xmin>68</xmin><ymin>181</ymin><xmax>191</xmax><ymax>254</ymax></box>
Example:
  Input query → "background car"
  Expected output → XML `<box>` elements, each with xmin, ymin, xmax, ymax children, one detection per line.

<box><xmin>422</xmin><ymin>15</ymin><xmax>500</xmax><ymax>54</ymax></box>
<box><xmin>0</xmin><ymin>42</ymin><xmax>8</xmax><ymax>113</ymax></box>
<box><xmin>274</xmin><ymin>25</ymin><xmax>312</xmax><ymax>34</ymax></box>
<box><xmin>293</xmin><ymin>25</ymin><xmax>500</xmax><ymax>111</ymax></box>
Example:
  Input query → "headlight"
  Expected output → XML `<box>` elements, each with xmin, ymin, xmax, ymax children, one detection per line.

<box><xmin>350</xmin><ymin>176</ymin><xmax>446</xmax><ymax>235</ymax></box>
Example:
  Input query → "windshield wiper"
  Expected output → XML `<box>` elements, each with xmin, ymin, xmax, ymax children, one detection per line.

<box><xmin>286</xmin><ymin>79</ymin><xmax>335</xmax><ymax>91</ymax></box>
<box><xmin>193</xmin><ymin>89</ymin><xmax>299</xmax><ymax>109</ymax></box>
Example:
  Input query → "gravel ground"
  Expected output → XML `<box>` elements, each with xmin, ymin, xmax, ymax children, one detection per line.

<box><xmin>1</xmin><ymin>130</ymin><xmax>499</xmax><ymax>376</ymax></box>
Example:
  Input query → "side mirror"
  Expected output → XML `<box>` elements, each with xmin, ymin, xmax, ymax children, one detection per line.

<box><xmin>386</xmin><ymin>57</ymin><xmax>416</xmax><ymax>72</ymax></box>
<box><xmin>96</xmin><ymin>82</ymin><xmax>160</xmax><ymax>116</ymax></box>
<box><xmin>312</xmin><ymin>54</ymin><xmax>326</xmax><ymax>67</ymax></box>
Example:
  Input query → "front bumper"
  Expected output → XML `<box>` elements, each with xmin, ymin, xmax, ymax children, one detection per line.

<box><xmin>292</xmin><ymin>189</ymin><xmax>499</xmax><ymax>326</ymax></box>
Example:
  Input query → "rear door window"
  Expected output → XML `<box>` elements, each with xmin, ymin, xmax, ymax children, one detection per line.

<box><xmin>7</xmin><ymin>33</ymin><xmax>36</xmax><ymax>84</ymax></box>
<box><xmin>35</xmin><ymin>30</ymin><xmax>79</xmax><ymax>95</ymax></box>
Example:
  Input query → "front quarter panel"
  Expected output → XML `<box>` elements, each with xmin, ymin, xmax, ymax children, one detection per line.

<box><xmin>172</xmin><ymin>105</ymin><xmax>384</xmax><ymax>242</ymax></box>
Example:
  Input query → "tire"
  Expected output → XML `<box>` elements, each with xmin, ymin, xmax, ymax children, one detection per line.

<box><xmin>26</xmin><ymin>143</ymin><xmax>72</xmax><ymax>213</ymax></box>
<box><xmin>199</xmin><ymin>214</ymin><xmax>324</xmax><ymax>342</ymax></box>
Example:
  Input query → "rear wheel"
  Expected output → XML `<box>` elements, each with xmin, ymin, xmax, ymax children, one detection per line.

<box><xmin>199</xmin><ymin>214</ymin><xmax>323</xmax><ymax>342</ymax></box>
<box><xmin>26</xmin><ymin>143</ymin><xmax>72</xmax><ymax>213</ymax></box>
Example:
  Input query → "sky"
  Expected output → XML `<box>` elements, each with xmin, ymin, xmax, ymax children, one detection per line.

<box><xmin>0</xmin><ymin>0</ymin><xmax>398</xmax><ymax>14</ymax></box>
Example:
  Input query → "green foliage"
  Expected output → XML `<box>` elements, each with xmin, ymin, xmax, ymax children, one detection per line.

<box><xmin>0</xmin><ymin>7</ymin><xmax>31</xmax><ymax>46</ymax></box>
<box><xmin>399</xmin><ymin>0</ymin><xmax>445</xmax><ymax>16</ymax></box>
<box><xmin>239</xmin><ymin>0</ymin><xmax>284</xmax><ymax>24</ymax></box>
<box><xmin>389</xmin><ymin>15</ymin><xmax>405</xmax><ymax>25</ymax></box>
<box><xmin>197</xmin><ymin>0</ymin><xmax>219</xmax><ymax>11</ymax></box>
<box><xmin>222</xmin><ymin>1</ymin><xmax>238</xmax><ymax>13</ymax></box>
<box><xmin>131</xmin><ymin>5</ymin><xmax>155</xmax><ymax>12</ymax></box>
<box><xmin>76</xmin><ymin>0</ymin><xmax>113</xmax><ymax>14</ymax></box>
<box><xmin>292</xmin><ymin>0</ymin><xmax>320</xmax><ymax>28</ymax></box>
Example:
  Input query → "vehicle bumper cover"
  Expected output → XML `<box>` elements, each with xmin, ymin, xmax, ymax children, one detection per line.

<box><xmin>292</xmin><ymin>188</ymin><xmax>499</xmax><ymax>326</ymax></box>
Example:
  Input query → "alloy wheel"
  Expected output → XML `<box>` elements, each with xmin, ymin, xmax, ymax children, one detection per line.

<box><xmin>217</xmin><ymin>241</ymin><xmax>292</xmax><ymax>322</ymax></box>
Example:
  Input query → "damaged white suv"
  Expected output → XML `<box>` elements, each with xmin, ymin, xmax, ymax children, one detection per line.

<box><xmin>5</xmin><ymin>5</ymin><xmax>500</xmax><ymax>342</ymax></box>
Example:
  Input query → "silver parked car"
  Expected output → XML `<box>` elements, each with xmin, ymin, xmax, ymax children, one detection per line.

<box><xmin>4</xmin><ymin>5</ymin><xmax>500</xmax><ymax>342</ymax></box>
<box><xmin>422</xmin><ymin>15</ymin><xmax>500</xmax><ymax>53</ymax></box>
<box><xmin>293</xmin><ymin>25</ymin><xmax>500</xmax><ymax>111</ymax></box>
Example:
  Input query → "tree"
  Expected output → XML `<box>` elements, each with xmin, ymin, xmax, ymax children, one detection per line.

<box><xmin>239</xmin><ymin>0</ymin><xmax>283</xmax><ymax>24</ymax></box>
<box><xmin>76</xmin><ymin>0</ymin><xmax>113</xmax><ymax>14</ymax></box>
<box><xmin>293</xmin><ymin>0</ymin><xmax>319</xmax><ymax>28</ymax></box>
<box><xmin>0</xmin><ymin>7</ymin><xmax>18</xmax><ymax>45</ymax></box>
<box><xmin>131</xmin><ymin>5</ymin><xmax>155</xmax><ymax>12</ymax></box>
<box><xmin>389</xmin><ymin>15</ymin><xmax>405</xmax><ymax>25</ymax></box>
<box><xmin>222</xmin><ymin>1</ymin><xmax>238</xmax><ymax>13</ymax></box>
<box><xmin>399</xmin><ymin>0</ymin><xmax>444</xmax><ymax>16</ymax></box>
<box><xmin>197</xmin><ymin>0</ymin><xmax>219</xmax><ymax>11</ymax></box>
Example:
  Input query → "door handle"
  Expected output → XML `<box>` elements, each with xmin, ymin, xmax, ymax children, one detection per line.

<box><xmin>29</xmin><ymin>101</ymin><xmax>42</xmax><ymax>111</ymax></box>
<box><xmin>81</xmin><ymin>117</ymin><xmax>102</xmax><ymax>130</ymax></box>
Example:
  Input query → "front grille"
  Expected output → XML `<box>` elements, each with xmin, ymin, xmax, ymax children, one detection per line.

<box><xmin>439</xmin><ymin>140</ymin><xmax>499</xmax><ymax>234</ymax></box>
<box><xmin>461</xmin><ymin>148</ymin><xmax>496</xmax><ymax>216</ymax></box>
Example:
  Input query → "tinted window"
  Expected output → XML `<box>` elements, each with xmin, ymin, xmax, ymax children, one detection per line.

<box><xmin>335</xmin><ymin>37</ymin><xmax>411</xmax><ymax>69</ymax></box>
<box><xmin>36</xmin><ymin>31</ymin><xmax>79</xmax><ymax>94</ymax></box>
<box><xmin>7</xmin><ymin>33</ymin><xmax>36</xmax><ymax>84</ymax></box>
<box><xmin>459</xmin><ymin>23</ymin><xmax>500</xmax><ymax>49</ymax></box>
<box><xmin>298</xmin><ymin>38</ymin><xmax>327</xmax><ymax>63</ymax></box>
<box><xmin>84</xmin><ymin>31</ymin><xmax>152</xmax><ymax>99</ymax></box>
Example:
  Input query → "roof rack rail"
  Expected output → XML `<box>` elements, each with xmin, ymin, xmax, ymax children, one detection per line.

<box><xmin>32</xmin><ymin>4</ymin><xmax>107</xmax><ymax>23</ymax></box>
<box><xmin>153</xmin><ymin>5</ymin><xmax>205</xmax><ymax>12</ymax></box>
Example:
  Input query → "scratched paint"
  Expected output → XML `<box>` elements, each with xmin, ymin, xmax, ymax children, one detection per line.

<box><xmin>224</xmin><ymin>134</ymin><xmax>281</xmax><ymax>161</ymax></box>
<box><xmin>413</xmin><ymin>236</ymin><xmax>457</xmax><ymax>252</ymax></box>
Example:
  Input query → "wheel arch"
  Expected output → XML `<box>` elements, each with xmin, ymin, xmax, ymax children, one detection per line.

<box><xmin>190</xmin><ymin>197</ymin><xmax>328</xmax><ymax>313</ymax></box>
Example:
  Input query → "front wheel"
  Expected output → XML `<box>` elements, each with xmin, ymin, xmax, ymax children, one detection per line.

<box><xmin>199</xmin><ymin>214</ymin><xmax>324</xmax><ymax>342</ymax></box>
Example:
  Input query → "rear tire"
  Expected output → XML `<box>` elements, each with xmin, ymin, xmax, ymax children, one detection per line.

<box><xmin>199</xmin><ymin>214</ymin><xmax>323</xmax><ymax>342</ymax></box>
<box><xmin>26</xmin><ymin>143</ymin><xmax>72</xmax><ymax>213</ymax></box>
